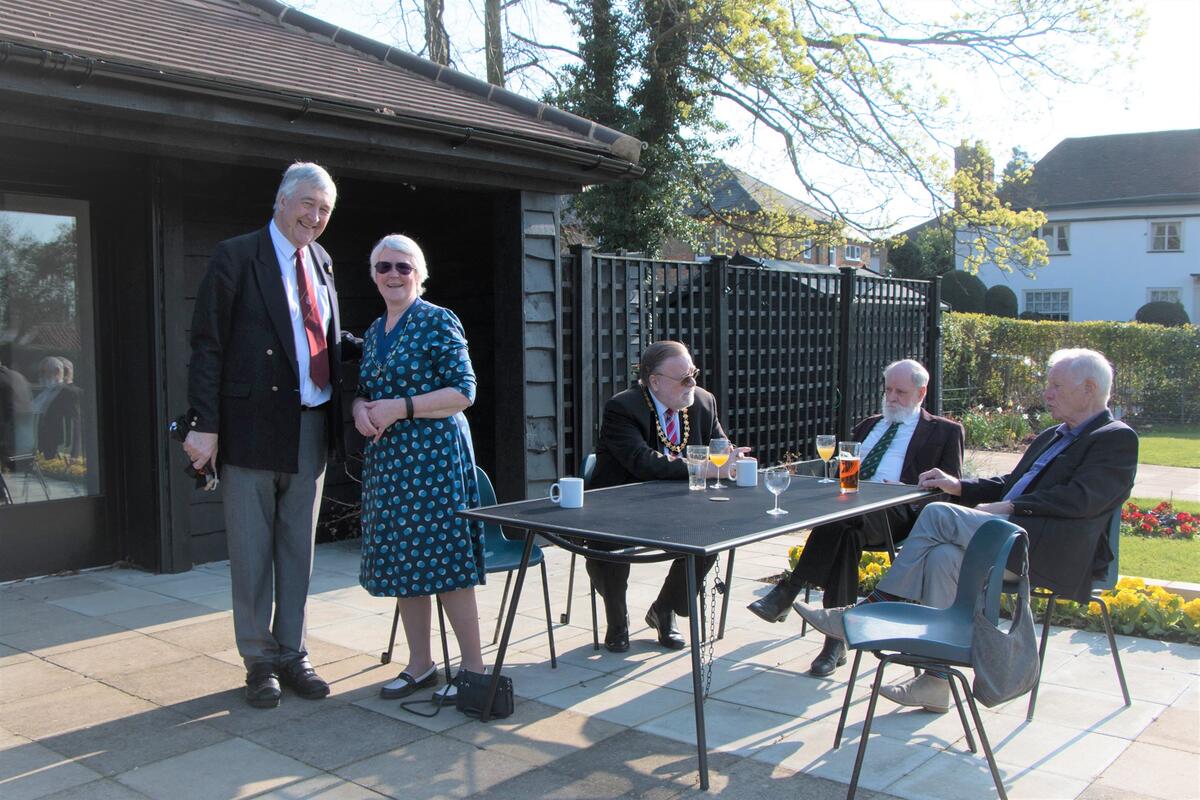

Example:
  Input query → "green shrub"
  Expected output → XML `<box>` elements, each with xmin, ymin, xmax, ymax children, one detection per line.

<box><xmin>941</xmin><ymin>271</ymin><xmax>987</xmax><ymax>312</ymax></box>
<box><xmin>984</xmin><ymin>285</ymin><xmax>1018</xmax><ymax>317</ymax></box>
<box><xmin>1135</xmin><ymin>301</ymin><xmax>1190</xmax><ymax>327</ymax></box>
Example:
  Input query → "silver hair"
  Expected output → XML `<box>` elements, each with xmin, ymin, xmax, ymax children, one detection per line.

<box><xmin>274</xmin><ymin>162</ymin><xmax>337</xmax><ymax>211</ymax></box>
<box><xmin>369</xmin><ymin>234</ymin><xmax>430</xmax><ymax>296</ymax></box>
<box><xmin>1048</xmin><ymin>348</ymin><xmax>1113</xmax><ymax>405</ymax></box>
<box><xmin>884</xmin><ymin>359</ymin><xmax>929</xmax><ymax>389</ymax></box>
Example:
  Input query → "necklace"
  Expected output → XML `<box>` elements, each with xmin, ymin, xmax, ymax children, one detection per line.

<box><xmin>372</xmin><ymin>301</ymin><xmax>419</xmax><ymax>378</ymax></box>
<box><xmin>642</xmin><ymin>387</ymin><xmax>689</xmax><ymax>456</ymax></box>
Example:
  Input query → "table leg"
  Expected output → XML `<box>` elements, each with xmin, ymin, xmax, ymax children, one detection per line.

<box><xmin>482</xmin><ymin>531</ymin><xmax>534</xmax><ymax>723</ymax></box>
<box><xmin>684</xmin><ymin>554</ymin><xmax>710</xmax><ymax>791</ymax></box>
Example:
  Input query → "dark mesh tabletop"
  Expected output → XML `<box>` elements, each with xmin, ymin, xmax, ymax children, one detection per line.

<box><xmin>459</xmin><ymin>475</ymin><xmax>934</xmax><ymax>556</ymax></box>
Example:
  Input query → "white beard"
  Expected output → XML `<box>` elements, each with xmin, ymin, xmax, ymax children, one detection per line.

<box><xmin>881</xmin><ymin>395</ymin><xmax>921</xmax><ymax>424</ymax></box>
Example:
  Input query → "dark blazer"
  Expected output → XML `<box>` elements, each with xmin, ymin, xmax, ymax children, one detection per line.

<box><xmin>852</xmin><ymin>409</ymin><xmax>964</xmax><ymax>485</ymax></box>
<box><xmin>959</xmin><ymin>410</ymin><xmax>1138</xmax><ymax>602</ymax></box>
<box><xmin>188</xmin><ymin>226</ymin><xmax>348</xmax><ymax>473</ymax></box>
<box><xmin>588</xmin><ymin>386</ymin><xmax>727</xmax><ymax>490</ymax></box>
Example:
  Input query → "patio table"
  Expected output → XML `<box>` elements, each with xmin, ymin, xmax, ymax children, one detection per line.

<box><xmin>459</xmin><ymin>474</ymin><xmax>933</xmax><ymax>790</ymax></box>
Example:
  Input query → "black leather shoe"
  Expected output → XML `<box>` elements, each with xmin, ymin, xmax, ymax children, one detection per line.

<box><xmin>279</xmin><ymin>659</ymin><xmax>330</xmax><ymax>700</ymax></box>
<box><xmin>808</xmin><ymin>637</ymin><xmax>847</xmax><ymax>678</ymax></box>
<box><xmin>747</xmin><ymin>581</ymin><xmax>801</xmax><ymax>623</ymax></box>
<box><xmin>645</xmin><ymin>603</ymin><xmax>686</xmax><ymax>650</ymax></box>
<box><xmin>604</xmin><ymin>621</ymin><xmax>630</xmax><ymax>653</ymax></box>
<box><xmin>245</xmin><ymin>663</ymin><xmax>282</xmax><ymax>708</ymax></box>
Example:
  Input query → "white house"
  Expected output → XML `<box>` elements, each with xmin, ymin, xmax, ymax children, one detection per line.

<box><xmin>964</xmin><ymin>129</ymin><xmax>1200</xmax><ymax>323</ymax></box>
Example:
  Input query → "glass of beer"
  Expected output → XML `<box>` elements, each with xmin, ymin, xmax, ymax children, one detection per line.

<box><xmin>838</xmin><ymin>440</ymin><xmax>861</xmax><ymax>494</ymax></box>
<box><xmin>685</xmin><ymin>445</ymin><xmax>709</xmax><ymax>491</ymax></box>
<box><xmin>708</xmin><ymin>438</ymin><xmax>730</xmax><ymax>489</ymax></box>
<box><xmin>816</xmin><ymin>434</ymin><xmax>836</xmax><ymax>483</ymax></box>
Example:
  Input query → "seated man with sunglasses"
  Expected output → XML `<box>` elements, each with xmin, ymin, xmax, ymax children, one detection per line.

<box><xmin>586</xmin><ymin>340</ymin><xmax>748</xmax><ymax>652</ymax></box>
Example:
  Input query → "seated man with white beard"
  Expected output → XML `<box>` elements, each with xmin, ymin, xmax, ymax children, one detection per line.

<box><xmin>795</xmin><ymin>348</ymin><xmax>1137</xmax><ymax>712</ymax></box>
<box><xmin>747</xmin><ymin>360</ymin><xmax>963</xmax><ymax>677</ymax></box>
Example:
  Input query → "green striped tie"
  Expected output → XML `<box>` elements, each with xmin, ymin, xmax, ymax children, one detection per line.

<box><xmin>860</xmin><ymin>422</ymin><xmax>901</xmax><ymax>480</ymax></box>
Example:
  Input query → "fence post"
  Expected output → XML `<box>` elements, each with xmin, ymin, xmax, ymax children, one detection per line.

<box><xmin>571</xmin><ymin>244</ymin><xmax>595</xmax><ymax>470</ymax></box>
<box><xmin>925</xmin><ymin>274</ymin><xmax>943</xmax><ymax>416</ymax></box>
<box><xmin>709</xmin><ymin>254</ymin><xmax>730</xmax><ymax>422</ymax></box>
<box><xmin>836</xmin><ymin>266</ymin><xmax>856</xmax><ymax>440</ymax></box>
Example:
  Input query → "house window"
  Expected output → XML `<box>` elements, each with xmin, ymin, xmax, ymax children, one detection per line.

<box><xmin>828</xmin><ymin>246</ymin><xmax>837</xmax><ymax>264</ymax></box>
<box><xmin>1024</xmin><ymin>289</ymin><xmax>1070</xmax><ymax>321</ymax></box>
<box><xmin>844</xmin><ymin>244</ymin><xmax>863</xmax><ymax>261</ymax></box>
<box><xmin>801</xmin><ymin>240</ymin><xmax>815</xmax><ymax>261</ymax></box>
<box><xmin>1149</xmin><ymin>220</ymin><xmax>1182</xmax><ymax>252</ymax></box>
<box><xmin>1148</xmin><ymin>287</ymin><xmax>1182</xmax><ymax>304</ymax></box>
<box><xmin>1041</xmin><ymin>223</ymin><xmax>1069</xmax><ymax>254</ymax></box>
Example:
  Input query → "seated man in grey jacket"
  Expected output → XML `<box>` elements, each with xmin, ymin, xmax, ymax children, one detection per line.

<box><xmin>795</xmin><ymin>348</ymin><xmax>1138</xmax><ymax>712</ymax></box>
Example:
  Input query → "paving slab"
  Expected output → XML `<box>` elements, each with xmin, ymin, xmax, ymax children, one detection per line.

<box><xmin>50</xmin><ymin>587</ymin><xmax>177</xmax><ymax>617</ymax></box>
<box><xmin>115</xmin><ymin>737</ymin><xmax>319</xmax><ymax>800</ymax></box>
<box><xmin>0</xmin><ymin>728</ymin><xmax>103</xmax><ymax>800</ymax></box>
<box><xmin>46</xmin><ymin>635</ymin><xmax>195</xmax><ymax>680</ymax></box>
<box><xmin>888</xmin><ymin>748</ymin><xmax>1090</xmax><ymax>800</ymax></box>
<box><xmin>0</xmin><ymin>659</ymin><xmax>91</xmax><ymax>704</ymax></box>
<box><xmin>444</xmin><ymin>699</ymin><xmax>625</xmax><ymax>767</ymax></box>
<box><xmin>39</xmin><ymin>779</ymin><xmax>152</xmax><ymax>799</ymax></box>
<box><xmin>257</xmin><ymin>774</ymin><xmax>392</xmax><ymax>799</ymax></box>
<box><xmin>244</xmin><ymin>703</ymin><xmax>430</xmax><ymax>771</ymax></box>
<box><xmin>0</xmin><ymin>682</ymin><xmax>159</xmax><ymax>740</ymax></box>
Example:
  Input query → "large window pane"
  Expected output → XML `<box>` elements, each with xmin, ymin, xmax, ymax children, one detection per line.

<box><xmin>0</xmin><ymin>195</ymin><xmax>99</xmax><ymax>504</ymax></box>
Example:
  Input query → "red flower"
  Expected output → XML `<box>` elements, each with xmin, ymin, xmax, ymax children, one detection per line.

<box><xmin>1181</xmin><ymin>523</ymin><xmax>1195</xmax><ymax>535</ymax></box>
<box><xmin>1141</xmin><ymin>522</ymin><xmax>1155</xmax><ymax>532</ymax></box>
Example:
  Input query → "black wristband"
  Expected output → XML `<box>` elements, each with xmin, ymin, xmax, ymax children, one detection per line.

<box><xmin>404</xmin><ymin>395</ymin><xmax>414</xmax><ymax>420</ymax></box>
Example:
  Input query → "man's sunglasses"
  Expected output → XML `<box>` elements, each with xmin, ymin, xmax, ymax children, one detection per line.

<box><xmin>653</xmin><ymin>367</ymin><xmax>700</xmax><ymax>386</ymax></box>
<box><xmin>374</xmin><ymin>260</ymin><xmax>416</xmax><ymax>275</ymax></box>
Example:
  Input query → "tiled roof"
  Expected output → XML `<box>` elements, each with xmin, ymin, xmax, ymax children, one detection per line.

<box><xmin>0</xmin><ymin>0</ymin><xmax>642</xmax><ymax>165</ymax></box>
<box><xmin>687</xmin><ymin>163</ymin><xmax>829</xmax><ymax>220</ymax></box>
<box><xmin>1008</xmin><ymin>129</ymin><xmax>1200</xmax><ymax>209</ymax></box>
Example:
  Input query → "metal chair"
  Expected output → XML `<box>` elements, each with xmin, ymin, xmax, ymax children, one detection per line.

<box><xmin>559</xmin><ymin>453</ymin><xmax>595</xmax><ymax>624</ymax></box>
<box><xmin>381</xmin><ymin>466</ymin><xmax>557</xmax><ymax>680</ymax></box>
<box><xmin>1015</xmin><ymin>510</ymin><xmax>1130</xmax><ymax>720</ymax></box>
<box><xmin>833</xmin><ymin>519</ymin><xmax>1026</xmax><ymax>800</ymax></box>
<box><xmin>3</xmin><ymin>411</ymin><xmax>50</xmax><ymax>503</ymax></box>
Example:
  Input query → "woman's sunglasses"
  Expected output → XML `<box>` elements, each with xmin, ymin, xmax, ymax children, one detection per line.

<box><xmin>374</xmin><ymin>260</ymin><xmax>416</xmax><ymax>275</ymax></box>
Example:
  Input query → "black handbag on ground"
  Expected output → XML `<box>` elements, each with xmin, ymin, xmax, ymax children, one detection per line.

<box><xmin>971</xmin><ymin>540</ymin><xmax>1040</xmax><ymax>708</ymax></box>
<box><xmin>455</xmin><ymin>669</ymin><xmax>515</xmax><ymax>719</ymax></box>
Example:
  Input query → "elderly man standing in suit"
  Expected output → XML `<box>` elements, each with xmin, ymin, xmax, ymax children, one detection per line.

<box><xmin>183</xmin><ymin>162</ymin><xmax>350</xmax><ymax>709</ymax></box>
<box><xmin>796</xmin><ymin>348</ymin><xmax>1138</xmax><ymax>712</ymax></box>
<box><xmin>747</xmin><ymin>359</ymin><xmax>964</xmax><ymax>677</ymax></box>
<box><xmin>586</xmin><ymin>340</ymin><xmax>747</xmax><ymax>653</ymax></box>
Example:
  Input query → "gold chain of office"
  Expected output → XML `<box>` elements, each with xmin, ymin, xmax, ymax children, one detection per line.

<box><xmin>642</xmin><ymin>388</ymin><xmax>689</xmax><ymax>456</ymax></box>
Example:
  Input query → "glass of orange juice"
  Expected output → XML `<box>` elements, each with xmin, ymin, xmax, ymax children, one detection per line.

<box><xmin>708</xmin><ymin>438</ymin><xmax>730</xmax><ymax>489</ymax></box>
<box><xmin>816</xmin><ymin>434</ymin><xmax>836</xmax><ymax>483</ymax></box>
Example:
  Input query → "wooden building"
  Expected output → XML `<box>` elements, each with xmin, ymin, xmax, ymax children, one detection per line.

<box><xmin>0</xmin><ymin>0</ymin><xmax>642</xmax><ymax>580</ymax></box>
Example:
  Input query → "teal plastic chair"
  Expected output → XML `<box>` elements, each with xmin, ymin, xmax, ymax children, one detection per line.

<box><xmin>833</xmin><ymin>519</ymin><xmax>1026</xmax><ymax>800</ymax></box>
<box><xmin>380</xmin><ymin>466</ymin><xmax>557</xmax><ymax>680</ymax></box>
<box><xmin>1016</xmin><ymin>509</ymin><xmax>1129</xmax><ymax>720</ymax></box>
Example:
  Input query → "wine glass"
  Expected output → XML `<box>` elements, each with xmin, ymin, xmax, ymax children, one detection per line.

<box><xmin>708</xmin><ymin>438</ymin><xmax>730</xmax><ymax>489</ymax></box>
<box><xmin>765</xmin><ymin>466</ymin><xmax>791</xmax><ymax>515</ymax></box>
<box><xmin>816</xmin><ymin>434</ymin><xmax>836</xmax><ymax>483</ymax></box>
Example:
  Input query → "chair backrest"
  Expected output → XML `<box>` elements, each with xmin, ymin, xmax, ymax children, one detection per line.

<box><xmin>950</xmin><ymin>519</ymin><xmax>1025</xmax><ymax>624</ymax></box>
<box><xmin>473</xmin><ymin>466</ymin><xmax>506</xmax><ymax>546</ymax></box>
<box><xmin>1094</xmin><ymin>509</ymin><xmax>1122</xmax><ymax>591</ymax></box>
<box><xmin>11</xmin><ymin>411</ymin><xmax>36</xmax><ymax>459</ymax></box>
<box><xmin>582</xmin><ymin>453</ymin><xmax>596</xmax><ymax>483</ymax></box>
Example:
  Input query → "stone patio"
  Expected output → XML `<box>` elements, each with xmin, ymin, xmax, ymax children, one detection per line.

<box><xmin>2</xmin><ymin>537</ymin><xmax>1197</xmax><ymax>800</ymax></box>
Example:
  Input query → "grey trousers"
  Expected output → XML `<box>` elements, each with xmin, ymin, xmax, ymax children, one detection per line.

<box><xmin>875</xmin><ymin>502</ymin><xmax>1005</xmax><ymax>609</ymax></box>
<box><xmin>222</xmin><ymin>411</ymin><xmax>326</xmax><ymax>668</ymax></box>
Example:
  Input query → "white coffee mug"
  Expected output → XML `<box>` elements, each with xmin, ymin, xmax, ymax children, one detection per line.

<box><xmin>549</xmin><ymin>477</ymin><xmax>585</xmax><ymax>508</ymax></box>
<box><xmin>735</xmin><ymin>457</ymin><xmax>758</xmax><ymax>487</ymax></box>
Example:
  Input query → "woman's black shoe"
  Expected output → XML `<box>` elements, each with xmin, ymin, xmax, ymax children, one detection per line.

<box><xmin>747</xmin><ymin>582</ymin><xmax>801</xmax><ymax>623</ymax></box>
<box><xmin>380</xmin><ymin>664</ymin><xmax>439</xmax><ymax>699</ymax></box>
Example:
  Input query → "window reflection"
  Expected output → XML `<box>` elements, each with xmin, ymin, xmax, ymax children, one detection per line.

<box><xmin>0</xmin><ymin>197</ymin><xmax>98</xmax><ymax>505</ymax></box>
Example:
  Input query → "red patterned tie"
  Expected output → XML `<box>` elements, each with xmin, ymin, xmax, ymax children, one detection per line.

<box><xmin>294</xmin><ymin>248</ymin><xmax>330</xmax><ymax>389</ymax></box>
<box><xmin>664</xmin><ymin>408</ymin><xmax>678</xmax><ymax>444</ymax></box>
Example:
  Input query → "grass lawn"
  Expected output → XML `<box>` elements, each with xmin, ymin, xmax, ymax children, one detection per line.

<box><xmin>1134</xmin><ymin>424</ymin><xmax>1200</xmax><ymax>468</ymax></box>
<box><xmin>1121</xmin><ymin>535</ymin><xmax>1200</xmax><ymax>584</ymax></box>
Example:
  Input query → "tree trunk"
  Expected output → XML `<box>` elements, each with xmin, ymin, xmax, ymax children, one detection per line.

<box><xmin>485</xmin><ymin>0</ymin><xmax>504</xmax><ymax>86</ymax></box>
<box><xmin>424</xmin><ymin>0</ymin><xmax>450</xmax><ymax>66</ymax></box>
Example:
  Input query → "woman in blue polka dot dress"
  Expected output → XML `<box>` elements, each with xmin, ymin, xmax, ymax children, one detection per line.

<box><xmin>352</xmin><ymin>233</ymin><xmax>486</xmax><ymax>701</ymax></box>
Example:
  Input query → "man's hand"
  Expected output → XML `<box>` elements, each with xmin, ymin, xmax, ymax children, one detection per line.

<box><xmin>976</xmin><ymin>501</ymin><xmax>1015</xmax><ymax>516</ymax></box>
<box><xmin>917</xmin><ymin>467</ymin><xmax>962</xmax><ymax>496</ymax></box>
<box><xmin>183</xmin><ymin>431</ymin><xmax>218</xmax><ymax>472</ymax></box>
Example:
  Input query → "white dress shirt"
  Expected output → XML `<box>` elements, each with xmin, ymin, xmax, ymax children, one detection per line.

<box><xmin>858</xmin><ymin>406</ymin><xmax>922</xmax><ymax>483</ymax></box>
<box><xmin>269</xmin><ymin>220</ymin><xmax>333</xmax><ymax>408</ymax></box>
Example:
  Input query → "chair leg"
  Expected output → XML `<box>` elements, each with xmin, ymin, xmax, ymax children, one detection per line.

<box><xmin>1025</xmin><ymin>592</ymin><xmax>1056</xmax><ymax>721</ymax></box>
<box><xmin>436</xmin><ymin>595</ymin><xmax>452</xmax><ymax>683</ymax></box>
<box><xmin>946</xmin><ymin>670</ymin><xmax>977</xmax><ymax>753</ymax></box>
<box><xmin>1094</xmin><ymin>595</ymin><xmax>1132</xmax><ymax>706</ymax></box>
<box><xmin>717</xmin><ymin>549</ymin><xmax>735</xmax><ymax>640</ymax></box>
<box><xmin>590</xmin><ymin>580</ymin><xmax>600</xmax><ymax>651</ymax></box>
<box><xmin>800</xmin><ymin>585</ymin><xmax>811</xmax><ymax>638</ymax></box>
<box><xmin>381</xmin><ymin>597</ymin><xmax>402</xmax><ymax>664</ymax></box>
<box><xmin>883</xmin><ymin>516</ymin><xmax>897</xmax><ymax>562</ymax></box>
<box><xmin>834</xmin><ymin>649</ymin><xmax>864</xmax><ymax>749</ymax></box>
<box><xmin>561</xmin><ymin>552</ymin><xmax>577</xmax><ymax>624</ymax></box>
<box><xmin>540</xmin><ymin>560</ymin><xmax>558</xmax><ymax>668</ymax></box>
<box><xmin>492</xmin><ymin>572</ymin><xmax>513</xmax><ymax>646</ymax></box>
<box><xmin>952</xmin><ymin>668</ymin><xmax>1009</xmax><ymax>800</ymax></box>
<box><xmin>845</xmin><ymin>655</ymin><xmax>891</xmax><ymax>800</ymax></box>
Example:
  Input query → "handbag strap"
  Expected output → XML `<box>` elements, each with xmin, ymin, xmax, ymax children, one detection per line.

<box><xmin>401</xmin><ymin>692</ymin><xmax>450</xmax><ymax>718</ymax></box>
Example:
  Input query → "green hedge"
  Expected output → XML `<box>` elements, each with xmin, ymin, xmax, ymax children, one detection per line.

<box><xmin>942</xmin><ymin>313</ymin><xmax>1200</xmax><ymax>423</ymax></box>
